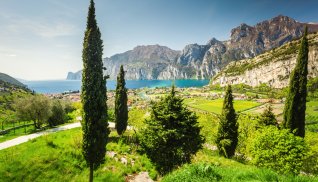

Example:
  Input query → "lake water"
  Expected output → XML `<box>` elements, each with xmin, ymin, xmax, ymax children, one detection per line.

<box><xmin>22</xmin><ymin>80</ymin><xmax>210</xmax><ymax>94</ymax></box>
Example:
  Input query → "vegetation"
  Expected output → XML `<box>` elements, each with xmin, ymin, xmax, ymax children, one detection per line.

<box><xmin>249</xmin><ymin>126</ymin><xmax>308</xmax><ymax>175</ymax></box>
<box><xmin>258</xmin><ymin>105</ymin><xmax>277</xmax><ymax>126</ymax></box>
<box><xmin>139</xmin><ymin>86</ymin><xmax>204</xmax><ymax>174</ymax></box>
<box><xmin>162</xmin><ymin>163</ymin><xmax>317</xmax><ymax>182</ymax></box>
<box><xmin>216</xmin><ymin>85</ymin><xmax>238</xmax><ymax>158</ymax></box>
<box><xmin>115</xmin><ymin>65</ymin><xmax>128</xmax><ymax>136</ymax></box>
<box><xmin>184</xmin><ymin>98</ymin><xmax>260</xmax><ymax>114</ymax></box>
<box><xmin>81</xmin><ymin>0</ymin><xmax>109</xmax><ymax>181</ymax></box>
<box><xmin>283</xmin><ymin>28</ymin><xmax>309</xmax><ymax>138</ymax></box>
<box><xmin>0</xmin><ymin>128</ymin><xmax>157</xmax><ymax>182</ymax></box>
<box><xmin>15</xmin><ymin>95</ymin><xmax>52</xmax><ymax>129</ymax></box>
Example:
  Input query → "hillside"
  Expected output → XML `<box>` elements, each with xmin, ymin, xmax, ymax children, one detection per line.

<box><xmin>67</xmin><ymin>15</ymin><xmax>318</xmax><ymax>80</ymax></box>
<box><xmin>211</xmin><ymin>32</ymin><xmax>318</xmax><ymax>88</ymax></box>
<box><xmin>0</xmin><ymin>72</ymin><xmax>25</xmax><ymax>88</ymax></box>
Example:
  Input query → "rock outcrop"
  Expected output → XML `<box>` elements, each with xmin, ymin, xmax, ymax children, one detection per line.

<box><xmin>211</xmin><ymin>32</ymin><xmax>318</xmax><ymax>88</ymax></box>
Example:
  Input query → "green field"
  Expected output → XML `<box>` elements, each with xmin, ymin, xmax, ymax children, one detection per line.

<box><xmin>184</xmin><ymin>98</ymin><xmax>261</xmax><ymax>114</ymax></box>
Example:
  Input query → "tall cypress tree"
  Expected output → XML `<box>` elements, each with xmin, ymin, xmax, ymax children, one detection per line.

<box><xmin>115</xmin><ymin>65</ymin><xmax>128</xmax><ymax>135</ymax></box>
<box><xmin>81</xmin><ymin>1</ymin><xmax>109</xmax><ymax>181</ymax></box>
<box><xmin>216</xmin><ymin>85</ymin><xmax>238</xmax><ymax>158</ymax></box>
<box><xmin>283</xmin><ymin>27</ymin><xmax>308</xmax><ymax>138</ymax></box>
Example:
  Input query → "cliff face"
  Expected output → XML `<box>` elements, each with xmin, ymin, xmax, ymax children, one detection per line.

<box><xmin>211</xmin><ymin>32</ymin><xmax>318</xmax><ymax>88</ymax></box>
<box><xmin>66</xmin><ymin>15</ymin><xmax>318</xmax><ymax>80</ymax></box>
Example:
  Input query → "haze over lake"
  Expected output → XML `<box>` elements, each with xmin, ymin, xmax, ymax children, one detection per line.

<box><xmin>22</xmin><ymin>79</ymin><xmax>210</xmax><ymax>94</ymax></box>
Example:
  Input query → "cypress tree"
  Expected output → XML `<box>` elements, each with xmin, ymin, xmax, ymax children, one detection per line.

<box><xmin>81</xmin><ymin>1</ymin><xmax>109</xmax><ymax>181</ymax></box>
<box><xmin>283</xmin><ymin>27</ymin><xmax>308</xmax><ymax>138</ymax></box>
<box><xmin>139</xmin><ymin>85</ymin><xmax>204</xmax><ymax>174</ymax></box>
<box><xmin>216</xmin><ymin>85</ymin><xmax>238</xmax><ymax>158</ymax></box>
<box><xmin>115</xmin><ymin>65</ymin><xmax>128</xmax><ymax>136</ymax></box>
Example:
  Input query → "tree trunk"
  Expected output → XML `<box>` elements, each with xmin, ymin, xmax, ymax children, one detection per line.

<box><xmin>89</xmin><ymin>163</ymin><xmax>94</xmax><ymax>182</ymax></box>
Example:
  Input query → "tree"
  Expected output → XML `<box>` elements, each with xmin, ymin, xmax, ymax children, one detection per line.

<box><xmin>115</xmin><ymin>65</ymin><xmax>128</xmax><ymax>136</ymax></box>
<box><xmin>258</xmin><ymin>105</ymin><xmax>277</xmax><ymax>127</ymax></box>
<box><xmin>215</xmin><ymin>85</ymin><xmax>238</xmax><ymax>158</ymax></box>
<box><xmin>48</xmin><ymin>100</ymin><xmax>66</xmax><ymax>127</ymax></box>
<box><xmin>14</xmin><ymin>95</ymin><xmax>51</xmax><ymax>129</ymax></box>
<box><xmin>250</xmin><ymin>126</ymin><xmax>308</xmax><ymax>175</ymax></box>
<box><xmin>283</xmin><ymin>27</ymin><xmax>308</xmax><ymax>138</ymax></box>
<box><xmin>81</xmin><ymin>0</ymin><xmax>109</xmax><ymax>181</ymax></box>
<box><xmin>139</xmin><ymin>86</ymin><xmax>204</xmax><ymax>174</ymax></box>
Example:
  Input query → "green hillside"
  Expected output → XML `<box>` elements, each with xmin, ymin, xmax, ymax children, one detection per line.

<box><xmin>0</xmin><ymin>72</ymin><xmax>25</xmax><ymax>88</ymax></box>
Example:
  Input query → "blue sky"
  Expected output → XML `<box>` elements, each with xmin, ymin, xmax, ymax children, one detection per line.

<box><xmin>0</xmin><ymin>0</ymin><xmax>318</xmax><ymax>80</ymax></box>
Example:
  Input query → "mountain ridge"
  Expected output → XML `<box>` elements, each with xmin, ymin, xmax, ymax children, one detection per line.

<box><xmin>67</xmin><ymin>15</ymin><xmax>318</xmax><ymax>80</ymax></box>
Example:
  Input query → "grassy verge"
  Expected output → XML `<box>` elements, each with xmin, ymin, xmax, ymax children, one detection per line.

<box><xmin>0</xmin><ymin>128</ymin><xmax>157</xmax><ymax>182</ymax></box>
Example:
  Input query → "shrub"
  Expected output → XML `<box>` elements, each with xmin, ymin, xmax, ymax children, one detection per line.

<box><xmin>139</xmin><ymin>86</ymin><xmax>204</xmax><ymax>174</ymax></box>
<box><xmin>249</xmin><ymin>126</ymin><xmax>308</xmax><ymax>175</ymax></box>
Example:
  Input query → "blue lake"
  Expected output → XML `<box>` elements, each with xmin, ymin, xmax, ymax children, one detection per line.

<box><xmin>22</xmin><ymin>80</ymin><xmax>210</xmax><ymax>94</ymax></box>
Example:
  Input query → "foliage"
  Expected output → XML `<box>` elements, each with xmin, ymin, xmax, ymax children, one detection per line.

<box><xmin>162</xmin><ymin>162</ymin><xmax>317</xmax><ymax>182</ymax></box>
<box><xmin>216</xmin><ymin>85</ymin><xmax>238</xmax><ymax>158</ymax></box>
<box><xmin>14</xmin><ymin>95</ymin><xmax>51</xmax><ymax>129</ymax></box>
<box><xmin>115</xmin><ymin>65</ymin><xmax>128</xmax><ymax>135</ymax></box>
<box><xmin>47</xmin><ymin>100</ymin><xmax>67</xmax><ymax>127</ymax></box>
<box><xmin>258</xmin><ymin>105</ymin><xmax>277</xmax><ymax>126</ymax></box>
<box><xmin>283</xmin><ymin>28</ymin><xmax>308</xmax><ymax>138</ymax></box>
<box><xmin>139</xmin><ymin>86</ymin><xmax>204</xmax><ymax>174</ymax></box>
<box><xmin>81</xmin><ymin>0</ymin><xmax>109</xmax><ymax>181</ymax></box>
<box><xmin>249</xmin><ymin>126</ymin><xmax>308</xmax><ymax>175</ymax></box>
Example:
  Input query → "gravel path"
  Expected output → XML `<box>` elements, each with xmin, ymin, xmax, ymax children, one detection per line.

<box><xmin>0</xmin><ymin>121</ymin><xmax>129</xmax><ymax>151</ymax></box>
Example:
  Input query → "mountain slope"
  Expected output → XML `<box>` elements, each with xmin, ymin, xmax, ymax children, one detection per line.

<box><xmin>0</xmin><ymin>72</ymin><xmax>25</xmax><ymax>87</ymax></box>
<box><xmin>211</xmin><ymin>32</ymin><xmax>318</xmax><ymax>88</ymax></box>
<box><xmin>66</xmin><ymin>15</ymin><xmax>318</xmax><ymax>80</ymax></box>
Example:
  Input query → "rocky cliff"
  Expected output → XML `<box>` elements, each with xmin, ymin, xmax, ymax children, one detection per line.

<box><xmin>67</xmin><ymin>15</ymin><xmax>318</xmax><ymax>80</ymax></box>
<box><xmin>211</xmin><ymin>32</ymin><xmax>318</xmax><ymax>88</ymax></box>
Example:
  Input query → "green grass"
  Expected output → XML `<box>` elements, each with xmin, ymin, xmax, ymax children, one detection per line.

<box><xmin>0</xmin><ymin>128</ymin><xmax>157</xmax><ymax>182</ymax></box>
<box><xmin>0</xmin><ymin>124</ymin><xmax>35</xmax><ymax>143</ymax></box>
<box><xmin>162</xmin><ymin>162</ymin><xmax>318</xmax><ymax>182</ymax></box>
<box><xmin>184</xmin><ymin>98</ymin><xmax>261</xmax><ymax>114</ymax></box>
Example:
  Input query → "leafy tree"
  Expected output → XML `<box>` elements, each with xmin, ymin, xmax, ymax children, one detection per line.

<box><xmin>250</xmin><ymin>126</ymin><xmax>308</xmax><ymax>175</ymax></box>
<box><xmin>215</xmin><ymin>85</ymin><xmax>238</xmax><ymax>158</ymax></box>
<box><xmin>14</xmin><ymin>95</ymin><xmax>51</xmax><ymax>129</ymax></box>
<box><xmin>81</xmin><ymin>0</ymin><xmax>109</xmax><ymax>181</ymax></box>
<box><xmin>139</xmin><ymin>86</ymin><xmax>204</xmax><ymax>174</ymax></box>
<box><xmin>115</xmin><ymin>65</ymin><xmax>128</xmax><ymax>136</ymax></box>
<box><xmin>258</xmin><ymin>105</ymin><xmax>277</xmax><ymax>127</ymax></box>
<box><xmin>283</xmin><ymin>27</ymin><xmax>308</xmax><ymax>138</ymax></box>
<box><xmin>48</xmin><ymin>100</ymin><xmax>66</xmax><ymax>127</ymax></box>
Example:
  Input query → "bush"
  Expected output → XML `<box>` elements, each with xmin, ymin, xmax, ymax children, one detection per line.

<box><xmin>162</xmin><ymin>163</ymin><xmax>221</xmax><ymax>182</ymax></box>
<box><xmin>48</xmin><ymin>100</ymin><xmax>67</xmax><ymax>127</ymax></box>
<box><xmin>139</xmin><ymin>86</ymin><xmax>204</xmax><ymax>174</ymax></box>
<box><xmin>249</xmin><ymin>126</ymin><xmax>308</xmax><ymax>175</ymax></box>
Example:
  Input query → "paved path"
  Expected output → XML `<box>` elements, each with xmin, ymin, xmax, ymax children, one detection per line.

<box><xmin>0</xmin><ymin>121</ymin><xmax>130</xmax><ymax>151</ymax></box>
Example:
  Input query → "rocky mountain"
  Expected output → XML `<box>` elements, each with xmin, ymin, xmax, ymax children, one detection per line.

<box><xmin>67</xmin><ymin>15</ymin><xmax>318</xmax><ymax>80</ymax></box>
<box><xmin>211</xmin><ymin>32</ymin><xmax>318</xmax><ymax>88</ymax></box>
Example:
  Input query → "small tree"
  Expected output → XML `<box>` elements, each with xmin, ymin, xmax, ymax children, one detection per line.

<box><xmin>250</xmin><ymin>126</ymin><xmax>308</xmax><ymax>175</ymax></box>
<box><xmin>258</xmin><ymin>105</ymin><xmax>277</xmax><ymax>127</ymax></box>
<box><xmin>283</xmin><ymin>27</ymin><xmax>308</xmax><ymax>138</ymax></box>
<box><xmin>139</xmin><ymin>86</ymin><xmax>204</xmax><ymax>174</ymax></box>
<box><xmin>15</xmin><ymin>95</ymin><xmax>51</xmax><ymax>129</ymax></box>
<box><xmin>215</xmin><ymin>85</ymin><xmax>238</xmax><ymax>158</ymax></box>
<box><xmin>115</xmin><ymin>65</ymin><xmax>128</xmax><ymax>136</ymax></box>
<box><xmin>48</xmin><ymin>100</ymin><xmax>66</xmax><ymax>127</ymax></box>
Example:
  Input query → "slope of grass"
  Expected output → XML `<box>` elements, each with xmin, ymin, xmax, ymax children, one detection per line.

<box><xmin>0</xmin><ymin>128</ymin><xmax>157</xmax><ymax>182</ymax></box>
<box><xmin>184</xmin><ymin>98</ymin><xmax>261</xmax><ymax>114</ymax></box>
